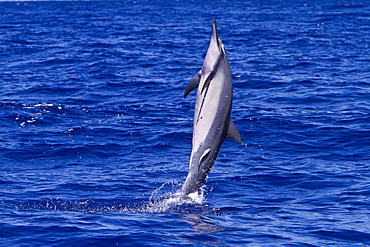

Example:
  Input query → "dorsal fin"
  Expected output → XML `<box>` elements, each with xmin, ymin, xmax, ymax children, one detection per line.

<box><xmin>184</xmin><ymin>70</ymin><xmax>202</xmax><ymax>98</ymax></box>
<box><xmin>226</xmin><ymin>118</ymin><xmax>242</xmax><ymax>144</ymax></box>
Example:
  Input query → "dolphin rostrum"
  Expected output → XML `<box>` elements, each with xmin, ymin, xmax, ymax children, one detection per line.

<box><xmin>182</xmin><ymin>20</ymin><xmax>242</xmax><ymax>196</ymax></box>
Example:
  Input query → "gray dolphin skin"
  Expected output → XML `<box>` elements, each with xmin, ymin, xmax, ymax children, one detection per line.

<box><xmin>182</xmin><ymin>20</ymin><xmax>242</xmax><ymax>196</ymax></box>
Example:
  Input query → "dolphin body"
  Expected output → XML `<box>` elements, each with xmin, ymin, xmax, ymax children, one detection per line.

<box><xmin>182</xmin><ymin>20</ymin><xmax>242</xmax><ymax>196</ymax></box>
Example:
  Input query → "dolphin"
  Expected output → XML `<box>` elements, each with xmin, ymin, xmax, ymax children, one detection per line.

<box><xmin>182</xmin><ymin>20</ymin><xmax>242</xmax><ymax>196</ymax></box>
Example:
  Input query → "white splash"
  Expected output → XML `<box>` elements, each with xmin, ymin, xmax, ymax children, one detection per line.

<box><xmin>136</xmin><ymin>181</ymin><xmax>206</xmax><ymax>213</ymax></box>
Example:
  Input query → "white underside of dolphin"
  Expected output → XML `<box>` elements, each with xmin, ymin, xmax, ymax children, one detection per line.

<box><xmin>182</xmin><ymin>20</ymin><xmax>242</xmax><ymax>196</ymax></box>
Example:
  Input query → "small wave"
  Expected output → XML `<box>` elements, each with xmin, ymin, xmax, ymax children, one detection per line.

<box><xmin>15</xmin><ymin>181</ymin><xmax>209</xmax><ymax>214</ymax></box>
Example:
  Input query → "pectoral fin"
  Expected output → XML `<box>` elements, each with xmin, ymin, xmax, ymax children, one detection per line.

<box><xmin>226</xmin><ymin>118</ymin><xmax>242</xmax><ymax>144</ymax></box>
<box><xmin>184</xmin><ymin>71</ymin><xmax>201</xmax><ymax>98</ymax></box>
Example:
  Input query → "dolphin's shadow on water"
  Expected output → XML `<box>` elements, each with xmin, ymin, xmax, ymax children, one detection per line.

<box><xmin>11</xmin><ymin>182</ymin><xmax>232</xmax><ymax>237</ymax></box>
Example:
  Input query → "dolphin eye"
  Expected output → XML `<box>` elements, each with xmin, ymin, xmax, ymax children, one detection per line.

<box><xmin>199</xmin><ymin>149</ymin><xmax>211</xmax><ymax>164</ymax></box>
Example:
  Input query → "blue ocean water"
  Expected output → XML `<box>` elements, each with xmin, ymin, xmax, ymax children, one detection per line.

<box><xmin>1</xmin><ymin>0</ymin><xmax>370</xmax><ymax>246</ymax></box>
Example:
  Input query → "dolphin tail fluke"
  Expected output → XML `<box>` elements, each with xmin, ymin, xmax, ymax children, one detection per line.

<box><xmin>226</xmin><ymin>118</ymin><xmax>242</xmax><ymax>144</ymax></box>
<box><xmin>184</xmin><ymin>70</ymin><xmax>201</xmax><ymax>98</ymax></box>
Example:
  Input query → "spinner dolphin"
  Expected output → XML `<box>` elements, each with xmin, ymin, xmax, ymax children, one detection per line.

<box><xmin>182</xmin><ymin>20</ymin><xmax>242</xmax><ymax>196</ymax></box>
